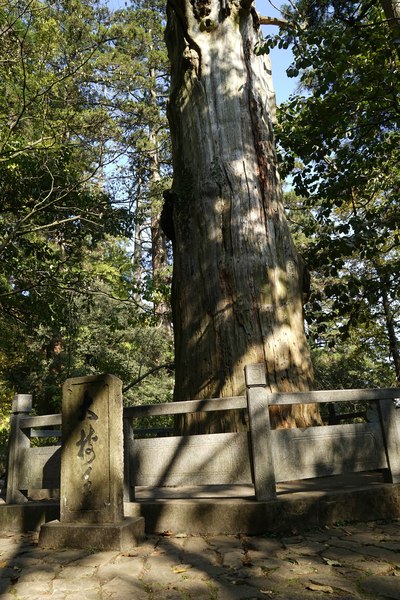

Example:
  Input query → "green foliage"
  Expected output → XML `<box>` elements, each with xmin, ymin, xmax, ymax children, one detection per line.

<box><xmin>0</xmin><ymin>386</ymin><xmax>12</xmax><ymax>472</ymax></box>
<box><xmin>312</xmin><ymin>340</ymin><xmax>395</xmax><ymax>391</ymax></box>
<box><xmin>273</xmin><ymin>1</ymin><xmax>399</xmax><ymax>207</ymax></box>
<box><xmin>272</xmin><ymin>2</ymin><xmax>400</xmax><ymax>386</ymax></box>
<box><xmin>0</xmin><ymin>234</ymin><xmax>174</xmax><ymax>414</ymax></box>
<box><xmin>109</xmin><ymin>0</ymin><xmax>172</xmax><ymax>323</ymax></box>
<box><xmin>286</xmin><ymin>184</ymin><xmax>399</xmax><ymax>389</ymax></box>
<box><xmin>65</xmin><ymin>237</ymin><xmax>174</xmax><ymax>408</ymax></box>
<box><xmin>0</xmin><ymin>0</ymin><xmax>174</xmax><ymax>418</ymax></box>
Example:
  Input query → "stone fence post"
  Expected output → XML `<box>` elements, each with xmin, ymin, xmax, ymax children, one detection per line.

<box><xmin>6</xmin><ymin>394</ymin><xmax>32</xmax><ymax>504</ymax></box>
<box><xmin>39</xmin><ymin>374</ymin><xmax>144</xmax><ymax>550</ymax></box>
<box><xmin>378</xmin><ymin>397</ymin><xmax>400</xmax><ymax>483</ymax></box>
<box><xmin>244</xmin><ymin>364</ymin><xmax>276</xmax><ymax>501</ymax></box>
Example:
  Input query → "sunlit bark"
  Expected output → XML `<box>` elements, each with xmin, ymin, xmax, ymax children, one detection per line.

<box><xmin>165</xmin><ymin>0</ymin><xmax>321</xmax><ymax>431</ymax></box>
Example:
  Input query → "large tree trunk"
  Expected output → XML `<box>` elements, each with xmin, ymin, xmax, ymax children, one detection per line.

<box><xmin>165</xmin><ymin>0</ymin><xmax>320</xmax><ymax>431</ymax></box>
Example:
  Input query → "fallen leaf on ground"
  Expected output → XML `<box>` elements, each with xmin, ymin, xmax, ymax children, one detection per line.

<box><xmin>322</xmin><ymin>557</ymin><xmax>342</xmax><ymax>567</ymax></box>
<box><xmin>307</xmin><ymin>582</ymin><xmax>334</xmax><ymax>593</ymax></box>
<box><xmin>172</xmin><ymin>564</ymin><xmax>192</xmax><ymax>573</ymax></box>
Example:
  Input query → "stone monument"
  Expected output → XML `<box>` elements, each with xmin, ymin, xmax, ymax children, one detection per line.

<box><xmin>39</xmin><ymin>374</ymin><xmax>144</xmax><ymax>550</ymax></box>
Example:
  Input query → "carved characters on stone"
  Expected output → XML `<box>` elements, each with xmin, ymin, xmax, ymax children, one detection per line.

<box><xmin>76</xmin><ymin>391</ymin><xmax>99</xmax><ymax>500</ymax></box>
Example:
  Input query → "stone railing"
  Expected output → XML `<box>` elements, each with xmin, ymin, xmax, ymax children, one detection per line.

<box><xmin>6</xmin><ymin>394</ymin><xmax>61</xmax><ymax>504</ymax></box>
<box><xmin>4</xmin><ymin>365</ymin><xmax>400</xmax><ymax>504</ymax></box>
<box><xmin>123</xmin><ymin>364</ymin><xmax>400</xmax><ymax>501</ymax></box>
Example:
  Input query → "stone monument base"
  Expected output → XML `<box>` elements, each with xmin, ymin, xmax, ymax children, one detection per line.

<box><xmin>38</xmin><ymin>517</ymin><xmax>145</xmax><ymax>551</ymax></box>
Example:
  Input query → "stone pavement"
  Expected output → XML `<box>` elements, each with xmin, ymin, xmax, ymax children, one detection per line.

<box><xmin>0</xmin><ymin>520</ymin><xmax>399</xmax><ymax>600</ymax></box>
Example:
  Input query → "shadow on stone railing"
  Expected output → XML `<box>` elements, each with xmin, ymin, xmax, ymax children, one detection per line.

<box><xmin>123</xmin><ymin>365</ymin><xmax>400</xmax><ymax>502</ymax></box>
<box><xmin>6</xmin><ymin>395</ymin><xmax>61</xmax><ymax>504</ymax></box>
<box><xmin>4</xmin><ymin>364</ymin><xmax>400</xmax><ymax>507</ymax></box>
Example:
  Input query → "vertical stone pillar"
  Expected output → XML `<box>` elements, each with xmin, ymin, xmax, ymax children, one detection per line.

<box><xmin>60</xmin><ymin>374</ymin><xmax>124</xmax><ymax>523</ymax></box>
<box><xmin>6</xmin><ymin>394</ymin><xmax>32</xmax><ymax>504</ymax></box>
<box><xmin>245</xmin><ymin>364</ymin><xmax>276</xmax><ymax>501</ymax></box>
<box><xmin>39</xmin><ymin>374</ymin><xmax>144</xmax><ymax>550</ymax></box>
<box><xmin>123</xmin><ymin>416</ymin><xmax>135</xmax><ymax>502</ymax></box>
<box><xmin>379</xmin><ymin>397</ymin><xmax>400</xmax><ymax>483</ymax></box>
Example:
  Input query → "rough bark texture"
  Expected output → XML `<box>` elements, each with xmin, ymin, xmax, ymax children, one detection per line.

<box><xmin>149</xmin><ymin>137</ymin><xmax>171</xmax><ymax>328</ymax></box>
<box><xmin>165</xmin><ymin>0</ymin><xmax>320</xmax><ymax>431</ymax></box>
<box><xmin>382</xmin><ymin>289</ymin><xmax>400</xmax><ymax>383</ymax></box>
<box><xmin>380</xmin><ymin>281</ymin><xmax>400</xmax><ymax>384</ymax></box>
<box><xmin>381</xmin><ymin>0</ymin><xmax>400</xmax><ymax>26</ymax></box>
<box><xmin>380</xmin><ymin>0</ymin><xmax>400</xmax><ymax>58</ymax></box>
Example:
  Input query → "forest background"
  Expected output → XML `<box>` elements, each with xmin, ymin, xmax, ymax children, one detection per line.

<box><xmin>0</xmin><ymin>0</ymin><xmax>399</xmax><ymax>453</ymax></box>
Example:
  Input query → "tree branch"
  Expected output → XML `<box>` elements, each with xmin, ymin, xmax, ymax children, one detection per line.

<box><xmin>259</xmin><ymin>15</ymin><xmax>288</xmax><ymax>27</ymax></box>
<box><xmin>122</xmin><ymin>363</ymin><xmax>174</xmax><ymax>393</ymax></box>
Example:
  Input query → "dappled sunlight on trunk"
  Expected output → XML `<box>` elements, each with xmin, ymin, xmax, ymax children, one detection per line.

<box><xmin>165</xmin><ymin>0</ymin><xmax>320</xmax><ymax>431</ymax></box>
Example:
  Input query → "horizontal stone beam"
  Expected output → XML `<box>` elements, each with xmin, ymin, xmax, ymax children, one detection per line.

<box><xmin>20</xmin><ymin>414</ymin><xmax>62</xmax><ymax>429</ymax></box>
<box><xmin>267</xmin><ymin>388</ymin><xmax>400</xmax><ymax>406</ymax></box>
<box><xmin>124</xmin><ymin>396</ymin><xmax>247</xmax><ymax>418</ymax></box>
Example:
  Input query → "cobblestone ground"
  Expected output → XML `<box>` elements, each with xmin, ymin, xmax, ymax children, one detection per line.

<box><xmin>0</xmin><ymin>520</ymin><xmax>399</xmax><ymax>599</ymax></box>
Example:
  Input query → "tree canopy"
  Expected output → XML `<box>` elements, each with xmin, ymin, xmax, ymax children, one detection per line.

<box><xmin>260</xmin><ymin>0</ymin><xmax>400</xmax><ymax>384</ymax></box>
<box><xmin>0</xmin><ymin>0</ymin><xmax>173</xmax><ymax>422</ymax></box>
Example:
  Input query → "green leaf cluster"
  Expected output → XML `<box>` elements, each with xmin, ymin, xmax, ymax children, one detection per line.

<box><xmin>0</xmin><ymin>0</ymin><xmax>174</xmax><ymax>435</ymax></box>
<box><xmin>272</xmin><ymin>1</ymin><xmax>400</xmax><ymax>386</ymax></box>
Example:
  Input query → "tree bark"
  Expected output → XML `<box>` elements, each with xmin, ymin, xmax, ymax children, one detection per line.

<box><xmin>380</xmin><ymin>0</ymin><xmax>400</xmax><ymax>24</ymax></box>
<box><xmin>149</xmin><ymin>68</ymin><xmax>171</xmax><ymax>328</ymax></box>
<box><xmin>381</xmin><ymin>287</ymin><xmax>400</xmax><ymax>383</ymax></box>
<box><xmin>165</xmin><ymin>0</ymin><xmax>320</xmax><ymax>431</ymax></box>
<box><xmin>376</xmin><ymin>269</ymin><xmax>400</xmax><ymax>383</ymax></box>
<box><xmin>380</xmin><ymin>0</ymin><xmax>400</xmax><ymax>58</ymax></box>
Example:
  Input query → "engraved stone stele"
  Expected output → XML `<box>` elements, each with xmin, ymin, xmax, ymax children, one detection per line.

<box><xmin>39</xmin><ymin>374</ymin><xmax>144</xmax><ymax>550</ymax></box>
